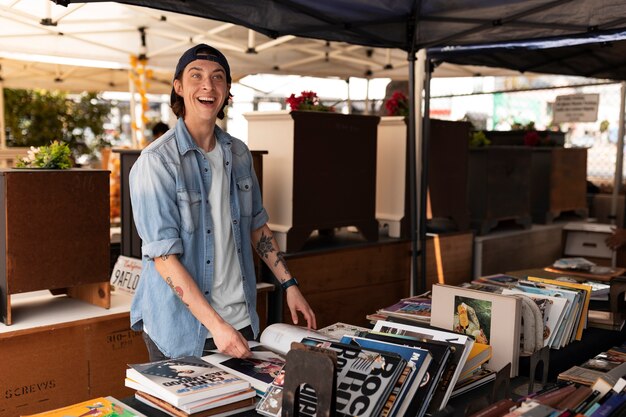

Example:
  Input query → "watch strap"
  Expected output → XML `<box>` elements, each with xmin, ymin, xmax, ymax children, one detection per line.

<box><xmin>281</xmin><ymin>277</ymin><xmax>299</xmax><ymax>290</ymax></box>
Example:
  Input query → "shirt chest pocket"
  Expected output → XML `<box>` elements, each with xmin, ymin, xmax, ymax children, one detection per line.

<box><xmin>177</xmin><ymin>190</ymin><xmax>202</xmax><ymax>234</ymax></box>
<box><xmin>236</xmin><ymin>176</ymin><xmax>253</xmax><ymax>217</ymax></box>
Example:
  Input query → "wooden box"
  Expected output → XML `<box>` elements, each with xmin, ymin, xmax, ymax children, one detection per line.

<box><xmin>468</xmin><ymin>147</ymin><xmax>532</xmax><ymax>235</ymax></box>
<box><xmin>376</xmin><ymin>118</ymin><xmax>470</xmax><ymax>238</ymax></box>
<box><xmin>0</xmin><ymin>169</ymin><xmax>111</xmax><ymax>325</ymax></box>
<box><xmin>485</xmin><ymin>130</ymin><xmax>566</xmax><ymax>146</ymax></box>
<box><xmin>428</xmin><ymin>119</ymin><xmax>471</xmax><ymax>231</ymax></box>
<box><xmin>423</xmin><ymin>231</ymin><xmax>474</xmax><ymax>290</ymax></box>
<box><xmin>246</xmin><ymin>111</ymin><xmax>380</xmax><ymax>252</ymax></box>
<box><xmin>0</xmin><ymin>292</ymin><xmax>148</xmax><ymax>416</ymax></box>
<box><xmin>530</xmin><ymin>148</ymin><xmax>588</xmax><ymax>223</ymax></box>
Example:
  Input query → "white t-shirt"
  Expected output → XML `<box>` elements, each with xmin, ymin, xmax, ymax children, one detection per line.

<box><xmin>206</xmin><ymin>143</ymin><xmax>250</xmax><ymax>336</ymax></box>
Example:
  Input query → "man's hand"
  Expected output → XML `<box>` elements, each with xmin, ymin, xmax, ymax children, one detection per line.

<box><xmin>212</xmin><ymin>321</ymin><xmax>252</xmax><ymax>358</ymax></box>
<box><xmin>285</xmin><ymin>286</ymin><xmax>317</xmax><ymax>329</ymax></box>
<box><xmin>606</xmin><ymin>227</ymin><xmax>626</xmax><ymax>250</ymax></box>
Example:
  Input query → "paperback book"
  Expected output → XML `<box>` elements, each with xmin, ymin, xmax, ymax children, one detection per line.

<box><xmin>126</xmin><ymin>356</ymin><xmax>250</xmax><ymax>408</ymax></box>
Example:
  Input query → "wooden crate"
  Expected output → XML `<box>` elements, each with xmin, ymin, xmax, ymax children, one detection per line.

<box><xmin>246</xmin><ymin>111</ymin><xmax>380</xmax><ymax>252</ymax></box>
<box><xmin>0</xmin><ymin>169</ymin><xmax>110</xmax><ymax>325</ymax></box>
<box><xmin>468</xmin><ymin>147</ymin><xmax>532</xmax><ymax>235</ymax></box>
<box><xmin>530</xmin><ymin>148</ymin><xmax>588</xmax><ymax>223</ymax></box>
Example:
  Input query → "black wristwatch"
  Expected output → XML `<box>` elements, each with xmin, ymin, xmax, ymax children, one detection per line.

<box><xmin>281</xmin><ymin>277</ymin><xmax>299</xmax><ymax>290</ymax></box>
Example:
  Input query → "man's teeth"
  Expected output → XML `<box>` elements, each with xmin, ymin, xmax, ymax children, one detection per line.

<box><xmin>198</xmin><ymin>97</ymin><xmax>215</xmax><ymax>103</ymax></box>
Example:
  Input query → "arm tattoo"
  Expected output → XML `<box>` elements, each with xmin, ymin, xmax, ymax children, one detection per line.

<box><xmin>256</xmin><ymin>231</ymin><xmax>275</xmax><ymax>259</ymax></box>
<box><xmin>274</xmin><ymin>251</ymin><xmax>290</xmax><ymax>275</ymax></box>
<box><xmin>166</xmin><ymin>277</ymin><xmax>189</xmax><ymax>307</ymax></box>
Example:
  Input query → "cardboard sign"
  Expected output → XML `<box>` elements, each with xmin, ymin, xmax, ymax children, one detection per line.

<box><xmin>110</xmin><ymin>255</ymin><xmax>142</xmax><ymax>295</ymax></box>
<box><xmin>553</xmin><ymin>93</ymin><xmax>599</xmax><ymax>123</ymax></box>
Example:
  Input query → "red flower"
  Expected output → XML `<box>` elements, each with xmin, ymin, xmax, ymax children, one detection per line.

<box><xmin>286</xmin><ymin>91</ymin><xmax>333</xmax><ymax>112</ymax></box>
<box><xmin>524</xmin><ymin>130</ymin><xmax>540</xmax><ymax>147</ymax></box>
<box><xmin>385</xmin><ymin>91</ymin><xmax>409</xmax><ymax>117</ymax></box>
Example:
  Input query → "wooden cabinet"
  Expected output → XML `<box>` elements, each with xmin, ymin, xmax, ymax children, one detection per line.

<box><xmin>530</xmin><ymin>148</ymin><xmax>588</xmax><ymax>223</ymax></box>
<box><xmin>429</xmin><ymin>119</ymin><xmax>471</xmax><ymax>232</ymax></box>
<box><xmin>246</xmin><ymin>111</ymin><xmax>380</xmax><ymax>252</ymax></box>
<box><xmin>0</xmin><ymin>169</ymin><xmax>110</xmax><ymax>325</ymax></box>
<box><xmin>468</xmin><ymin>147</ymin><xmax>533</xmax><ymax>235</ymax></box>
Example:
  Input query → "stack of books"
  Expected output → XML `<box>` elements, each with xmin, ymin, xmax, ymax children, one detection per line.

<box><xmin>125</xmin><ymin>356</ymin><xmax>257</xmax><ymax>417</ymax></box>
<box><xmin>559</xmin><ymin>341</ymin><xmax>626</xmax><ymax>386</ymax></box>
<box><xmin>366</xmin><ymin>293</ymin><xmax>432</xmax><ymax>325</ymax></box>
<box><xmin>470</xmin><ymin>361</ymin><xmax>626</xmax><ymax>417</ymax></box>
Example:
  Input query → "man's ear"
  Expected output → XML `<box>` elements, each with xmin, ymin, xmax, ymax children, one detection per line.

<box><xmin>174</xmin><ymin>79</ymin><xmax>183</xmax><ymax>96</ymax></box>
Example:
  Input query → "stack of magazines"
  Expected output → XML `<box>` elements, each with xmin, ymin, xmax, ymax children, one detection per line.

<box><xmin>125</xmin><ymin>356</ymin><xmax>257</xmax><ymax>417</ymax></box>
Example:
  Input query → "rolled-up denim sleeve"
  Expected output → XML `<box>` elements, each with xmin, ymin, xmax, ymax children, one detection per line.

<box><xmin>129</xmin><ymin>152</ymin><xmax>183</xmax><ymax>259</ymax></box>
<box><xmin>249</xmin><ymin>153</ymin><xmax>269</xmax><ymax>231</ymax></box>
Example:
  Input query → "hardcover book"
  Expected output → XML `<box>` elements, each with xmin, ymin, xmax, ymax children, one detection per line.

<box><xmin>126</xmin><ymin>356</ymin><xmax>250</xmax><ymax>408</ymax></box>
<box><xmin>430</xmin><ymin>284</ymin><xmax>522</xmax><ymax>377</ymax></box>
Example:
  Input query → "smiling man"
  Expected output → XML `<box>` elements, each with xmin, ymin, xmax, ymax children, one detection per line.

<box><xmin>129</xmin><ymin>44</ymin><xmax>316</xmax><ymax>361</ymax></box>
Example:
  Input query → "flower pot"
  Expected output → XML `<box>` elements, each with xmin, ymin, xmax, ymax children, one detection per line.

<box><xmin>245</xmin><ymin>110</ymin><xmax>380</xmax><ymax>252</ymax></box>
<box><xmin>0</xmin><ymin>168</ymin><xmax>111</xmax><ymax>324</ymax></box>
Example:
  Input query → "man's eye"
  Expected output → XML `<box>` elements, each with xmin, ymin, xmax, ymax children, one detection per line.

<box><xmin>191</xmin><ymin>73</ymin><xmax>201</xmax><ymax>79</ymax></box>
<box><xmin>212</xmin><ymin>74</ymin><xmax>224</xmax><ymax>80</ymax></box>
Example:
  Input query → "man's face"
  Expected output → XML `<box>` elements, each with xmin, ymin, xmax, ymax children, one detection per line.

<box><xmin>173</xmin><ymin>58</ymin><xmax>229</xmax><ymax>122</ymax></box>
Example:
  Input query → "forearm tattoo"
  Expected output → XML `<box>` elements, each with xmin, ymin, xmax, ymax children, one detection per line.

<box><xmin>256</xmin><ymin>231</ymin><xmax>275</xmax><ymax>259</ymax></box>
<box><xmin>274</xmin><ymin>251</ymin><xmax>290</xmax><ymax>276</ymax></box>
<box><xmin>166</xmin><ymin>277</ymin><xmax>189</xmax><ymax>307</ymax></box>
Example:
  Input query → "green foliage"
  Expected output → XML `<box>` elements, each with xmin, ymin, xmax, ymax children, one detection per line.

<box><xmin>469</xmin><ymin>130</ymin><xmax>491</xmax><ymax>148</ymax></box>
<box><xmin>16</xmin><ymin>141</ymin><xmax>73</xmax><ymax>169</ymax></box>
<box><xmin>4</xmin><ymin>89</ymin><xmax>112</xmax><ymax>162</ymax></box>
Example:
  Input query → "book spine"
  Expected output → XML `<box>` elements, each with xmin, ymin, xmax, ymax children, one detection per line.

<box><xmin>556</xmin><ymin>386</ymin><xmax>593</xmax><ymax>411</ymax></box>
<box><xmin>469</xmin><ymin>399</ymin><xmax>518</xmax><ymax>417</ymax></box>
<box><xmin>534</xmin><ymin>385</ymin><xmax>578</xmax><ymax>408</ymax></box>
<box><xmin>589</xmin><ymin>393</ymin><xmax>626</xmax><ymax>417</ymax></box>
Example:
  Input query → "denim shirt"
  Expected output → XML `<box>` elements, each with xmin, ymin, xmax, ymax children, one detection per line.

<box><xmin>129</xmin><ymin>118</ymin><xmax>268</xmax><ymax>358</ymax></box>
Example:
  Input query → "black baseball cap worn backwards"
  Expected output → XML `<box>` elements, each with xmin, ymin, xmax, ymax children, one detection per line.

<box><xmin>170</xmin><ymin>43</ymin><xmax>232</xmax><ymax>105</ymax></box>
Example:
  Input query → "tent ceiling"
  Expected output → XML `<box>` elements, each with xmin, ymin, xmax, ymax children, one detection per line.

<box><xmin>0</xmin><ymin>1</ymin><xmax>539</xmax><ymax>94</ymax></box>
<box><xmin>58</xmin><ymin>0</ymin><xmax>626</xmax><ymax>53</ymax></box>
<box><xmin>430</xmin><ymin>30</ymin><xmax>626</xmax><ymax>81</ymax></box>
<box><xmin>0</xmin><ymin>1</ymin><xmax>413</xmax><ymax>83</ymax></box>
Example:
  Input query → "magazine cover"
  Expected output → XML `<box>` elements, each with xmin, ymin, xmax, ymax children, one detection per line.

<box><xmin>21</xmin><ymin>396</ymin><xmax>144</xmax><ymax>417</ymax></box>
<box><xmin>339</xmin><ymin>335</ymin><xmax>433</xmax><ymax>417</ymax></box>
<box><xmin>360</xmin><ymin>329</ymin><xmax>452</xmax><ymax>414</ymax></box>
<box><xmin>430</xmin><ymin>284</ymin><xmax>521</xmax><ymax>377</ymax></box>
<box><xmin>300</xmin><ymin>337</ymin><xmax>406</xmax><ymax>417</ymax></box>
<box><xmin>126</xmin><ymin>356</ymin><xmax>250</xmax><ymax>407</ymax></box>
<box><xmin>371</xmin><ymin>318</ymin><xmax>474</xmax><ymax>409</ymax></box>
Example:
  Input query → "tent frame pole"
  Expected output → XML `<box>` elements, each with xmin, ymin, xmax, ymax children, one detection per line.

<box><xmin>419</xmin><ymin>54</ymin><xmax>432</xmax><ymax>295</ymax></box>
<box><xmin>408</xmin><ymin>51</ymin><xmax>418</xmax><ymax>295</ymax></box>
